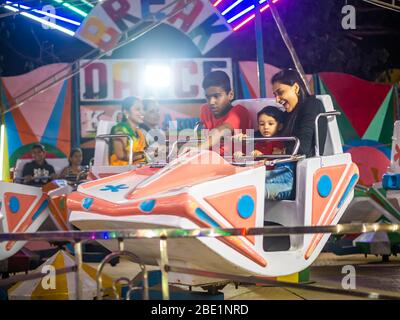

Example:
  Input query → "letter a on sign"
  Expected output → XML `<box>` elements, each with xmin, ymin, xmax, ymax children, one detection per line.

<box><xmin>341</xmin><ymin>265</ymin><xmax>356</xmax><ymax>290</ymax></box>
<box><xmin>41</xmin><ymin>265</ymin><xmax>56</xmax><ymax>290</ymax></box>
<box><xmin>341</xmin><ymin>5</ymin><xmax>356</xmax><ymax>30</ymax></box>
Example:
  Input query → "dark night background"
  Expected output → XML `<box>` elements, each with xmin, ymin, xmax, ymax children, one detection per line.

<box><xmin>0</xmin><ymin>0</ymin><xmax>399</xmax><ymax>80</ymax></box>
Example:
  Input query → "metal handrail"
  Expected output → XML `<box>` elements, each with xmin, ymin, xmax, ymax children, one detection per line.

<box><xmin>0</xmin><ymin>223</ymin><xmax>399</xmax><ymax>242</ymax></box>
<box><xmin>315</xmin><ymin>111</ymin><xmax>341</xmax><ymax>157</ymax></box>
<box><xmin>242</xmin><ymin>136</ymin><xmax>301</xmax><ymax>157</ymax></box>
<box><xmin>193</xmin><ymin>121</ymin><xmax>203</xmax><ymax>137</ymax></box>
<box><xmin>96</xmin><ymin>134</ymin><xmax>134</xmax><ymax>166</ymax></box>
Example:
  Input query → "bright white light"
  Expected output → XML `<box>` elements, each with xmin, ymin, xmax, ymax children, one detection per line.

<box><xmin>145</xmin><ymin>65</ymin><xmax>171</xmax><ymax>88</ymax></box>
<box><xmin>6</xmin><ymin>1</ymin><xmax>81</xmax><ymax>26</ymax></box>
<box><xmin>0</xmin><ymin>124</ymin><xmax>5</xmax><ymax>181</ymax></box>
<box><xmin>4</xmin><ymin>4</ymin><xmax>75</xmax><ymax>36</ymax></box>
<box><xmin>227</xmin><ymin>5</ymin><xmax>255</xmax><ymax>23</ymax></box>
<box><xmin>222</xmin><ymin>0</ymin><xmax>243</xmax><ymax>15</ymax></box>
<box><xmin>4</xmin><ymin>5</ymin><xmax>18</xmax><ymax>12</ymax></box>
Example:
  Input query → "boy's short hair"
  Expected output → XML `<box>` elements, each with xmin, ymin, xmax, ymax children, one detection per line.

<box><xmin>142</xmin><ymin>99</ymin><xmax>158</xmax><ymax>111</ymax></box>
<box><xmin>257</xmin><ymin>106</ymin><xmax>285</xmax><ymax>124</ymax></box>
<box><xmin>202</xmin><ymin>70</ymin><xmax>232</xmax><ymax>93</ymax></box>
<box><xmin>32</xmin><ymin>143</ymin><xmax>45</xmax><ymax>152</ymax></box>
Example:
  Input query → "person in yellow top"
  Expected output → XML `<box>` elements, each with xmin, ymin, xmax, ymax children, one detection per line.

<box><xmin>110</xmin><ymin>96</ymin><xmax>148</xmax><ymax>166</ymax></box>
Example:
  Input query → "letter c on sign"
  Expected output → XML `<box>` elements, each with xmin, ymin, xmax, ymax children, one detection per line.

<box><xmin>175</xmin><ymin>61</ymin><xmax>199</xmax><ymax>98</ymax></box>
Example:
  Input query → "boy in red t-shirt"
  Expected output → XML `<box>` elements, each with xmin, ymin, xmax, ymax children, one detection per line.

<box><xmin>192</xmin><ymin>71</ymin><xmax>252</xmax><ymax>157</ymax></box>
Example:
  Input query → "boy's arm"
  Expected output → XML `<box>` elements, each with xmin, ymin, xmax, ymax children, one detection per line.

<box><xmin>199</xmin><ymin>106</ymin><xmax>248</xmax><ymax>149</ymax></box>
<box><xmin>198</xmin><ymin>123</ymin><xmax>233</xmax><ymax>150</ymax></box>
<box><xmin>49</xmin><ymin>165</ymin><xmax>56</xmax><ymax>180</ymax></box>
<box><xmin>22</xmin><ymin>163</ymin><xmax>33</xmax><ymax>184</ymax></box>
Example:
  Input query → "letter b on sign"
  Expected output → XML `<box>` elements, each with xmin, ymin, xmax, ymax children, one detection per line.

<box><xmin>341</xmin><ymin>5</ymin><xmax>356</xmax><ymax>30</ymax></box>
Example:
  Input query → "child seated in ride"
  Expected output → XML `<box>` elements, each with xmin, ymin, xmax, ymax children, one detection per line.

<box><xmin>234</xmin><ymin>106</ymin><xmax>285</xmax><ymax>160</ymax></box>
<box><xmin>235</xmin><ymin>105</ymin><xmax>295</xmax><ymax>200</ymax></box>
<box><xmin>59</xmin><ymin>148</ymin><xmax>88</xmax><ymax>187</ymax></box>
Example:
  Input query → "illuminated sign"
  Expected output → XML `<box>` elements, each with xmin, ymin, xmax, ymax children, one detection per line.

<box><xmin>75</xmin><ymin>0</ymin><xmax>232</xmax><ymax>54</ymax></box>
<box><xmin>79</xmin><ymin>58</ymin><xmax>232</xmax><ymax>101</ymax></box>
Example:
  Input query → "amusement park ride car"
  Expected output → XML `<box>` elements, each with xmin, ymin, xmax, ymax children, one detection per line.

<box><xmin>1</xmin><ymin>0</ymin><xmax>399</xmax><ymax>297</ymax></box>
<box><xmin>2</xmin><ymin>101</ymin><xmax>400</xmax><ymax>291</ymax></box>
<box><xmin>66</xmin><ymin>95</ymin><xmax>360</xmax><ymax>285</ymax></box>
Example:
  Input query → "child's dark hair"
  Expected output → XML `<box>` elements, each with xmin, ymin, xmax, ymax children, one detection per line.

<box><xmin>121</xmin><ymin>96</ymin><xmax>140</xmax><ymax>122</ymax></box>
<box><xmin>271</xmin><ymin>69</ymin><xmax>310</xmax><ymax>102</ymax></box>
<box><xmin>32</xmin><ymin>143</ymin><xmax>45</xmax><ymax>152</ymax></box>
<box><xmin>257</xmin><ymin>106</ymin><xmax>285</xmax><ymax>124</ymax></box>
<box><xmin>68</xmin><ymin>148</ymin><xmax>82</xmax><ymax>166</ymax></box>
<box><xmin>202</xmin><ymin>70</ymin><xmax>231</xmax><ymax>93</ymax></box>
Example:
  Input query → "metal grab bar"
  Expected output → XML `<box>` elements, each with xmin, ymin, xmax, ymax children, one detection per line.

<box><xmin>96</xmin><ymin>250</ymin><xmax>149</xmax><ymax>300</ymax></box>
<box><xmin>193</xmin><ymin>121</ymin><xmax>203</xmax><ymax>137</ymax></box>
<box><xmin>242</xmin><ymin>136</ymin><xmax>301</xmax><ymax>157</ymax></box>
<box><xmin>168</xmin><ymin>136</ymin><xmax>300</xmax><ymax>161</ymax></box>
<box><xmin>96</xmin><ymin>134</ymin><xmax>134</xmax><ymax>166</ymax></box>
<box><xmin>264</xmin><ymin>154</ymin><xmax>306</xmax><ymax>167</ymax></box>
<box><xmin>315</xmin><ymin>111</ymin><xmax>341</xmax><ymax>156</ymax></box>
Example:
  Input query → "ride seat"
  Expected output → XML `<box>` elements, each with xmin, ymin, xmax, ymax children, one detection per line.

<box><xmin>91</xmin><ymin>120</ymin><xmax>136</xmax><ymax>178</ymax></box>
<box><xmin>233</xmin><ymin>95</ymin><xmax>342</xmax><ymax>157</ymax></box>
<box><xmin>93</xmin><ymin>120</ymin><xmax>117</xmax><ymax>167</ymax></box>
<box><xmin>236</xmin><ymin>96</ymin><xmax>343</xmax><ymax>251</ymax></box>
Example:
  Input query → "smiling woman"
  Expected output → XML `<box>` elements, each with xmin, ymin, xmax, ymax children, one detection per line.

<box><xmin>271</xmin><ymin>69</ymin><xmax>327</xmax><ymax>158</ymax></box>
<box><xmin>263</xmin><ymin>69</ymin><xmax>328</xmax><ymax>201</ymax></box>
<box><xmin>109</xmin><ymin>96</ymin><xmax>148</xmax><ymax>166</ymax></box>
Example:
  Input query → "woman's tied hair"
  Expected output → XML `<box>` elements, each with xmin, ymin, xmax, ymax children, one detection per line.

<box><xmin>121</xmin><ymin>96</ymin><xmax>139</xmax><ymax>122</ymax></box>
<box><xmin>271</xmin><ymin>68</ymin><xmax>310</xmax><ymax>102</ymax></box>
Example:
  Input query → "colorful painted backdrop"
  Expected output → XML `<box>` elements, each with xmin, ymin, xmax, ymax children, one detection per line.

<box><xmin>0</xmin><ymin>64</ymin><xmax>72</xmax><ymax>172</ymax></box>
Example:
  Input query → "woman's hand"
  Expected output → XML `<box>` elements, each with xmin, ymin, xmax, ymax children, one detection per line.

<box><xmin>132</xmin><ymin>151</ymin><xmax>146</xmax><ymax>162</ymax></box>
<box><xmin>77</xmin><ymin>170</ymin><xmax>88</xmax><ymax>181</ymax></box>
<box><xmin>272</xmin><ymin>147</ymin><xmax>285</xmax><ymax>155</ymax></box>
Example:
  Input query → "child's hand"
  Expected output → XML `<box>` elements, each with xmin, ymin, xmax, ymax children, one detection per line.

<box><xmin>251</xmin><ymin>150</ymin><xmax>263</xmax><ymax>157</ymax></box>
<box><xmin>232</xmin><ymin>133</ymin><xmax>247</xmax><ymax>141</ymax></box>
<box><xmin>272</xmin><ymin>147</ymin><xmax>285</xmax><ymax>155</ymax></box>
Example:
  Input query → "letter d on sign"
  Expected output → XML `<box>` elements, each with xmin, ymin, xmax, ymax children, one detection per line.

<box><xmin>341</xmin><ymin>5</ymin><xmax>356</xmax><ymax>30</ymax></box>
<box><xmin>41</xmin><ymin>265</ymin><xmax>56</xmax><ymax>290</ymax></box>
